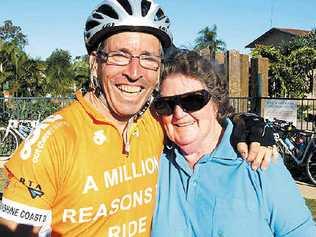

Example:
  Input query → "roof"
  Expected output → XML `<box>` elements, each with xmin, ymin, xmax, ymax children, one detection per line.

<box><xmin>276</xmin><ymin>28</ymin><xmax>311</xmax><ymax>36</ymax></box>
<box><xmin>245</xmin><ymin>28</ymin><xmax>311</xmax><ymax>48</ymax></box>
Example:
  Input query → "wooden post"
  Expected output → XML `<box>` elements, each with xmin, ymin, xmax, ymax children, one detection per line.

<box><xmin>240</xmin><ymin>54</ymin><xmax>249</xmax><ymax>112</ymax></box>
<box><xmin>225</xmin><ymin>50</ymin><xmax>241</xmax><ymax>97</ymax></box>
<box><xmin>250</xmin><ymin>57</ymin><xmax>269</xmax><ymax>115</ymax></box>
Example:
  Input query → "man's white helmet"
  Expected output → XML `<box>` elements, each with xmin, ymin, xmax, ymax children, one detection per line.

<box><xmin>84</xmin><ymin>0</ymin><xmax>173</xmax><ymax>54</ymax></box>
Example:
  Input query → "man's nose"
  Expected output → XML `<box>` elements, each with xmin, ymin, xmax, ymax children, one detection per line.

<box><xmin>124</xmin><ymin>57</ymin><xmax>142</xmax><ymax>81</ymax></box>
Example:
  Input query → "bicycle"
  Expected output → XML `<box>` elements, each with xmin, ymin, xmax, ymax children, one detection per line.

<box><xmin>269</xmin><ymin>117</ymin><xmax>316</xmax><ymax>185</ymax></box>
<box><xmin>0</xmin><ymin>113</ymin><xmax>41</xmax><ymax>162</ymax></box>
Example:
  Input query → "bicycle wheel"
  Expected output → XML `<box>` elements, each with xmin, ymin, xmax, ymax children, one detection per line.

<box><xmin>306</xmin><ymin>151</ymin><xmax>316</xmax><ymax>185</ymax></box>
<box><xmin>0</xmin><ymin>127</ymin><xmax>18</xmax><ymax>161</ymax></box>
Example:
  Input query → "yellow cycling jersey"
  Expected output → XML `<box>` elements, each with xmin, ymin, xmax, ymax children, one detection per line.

<box><xmin>0</xmin><ymin>90</ymin><xmax>164</xmax><ymax>237</ymax></box>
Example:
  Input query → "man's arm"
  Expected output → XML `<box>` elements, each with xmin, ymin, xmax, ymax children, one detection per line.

<box><xmin>230</xmin><ymin>113</ymin><xmax>277</xmax><ymax>170</ymax></box>
<box><xmin>0</xmin><ymin>218</ymin><xmax>40</xmax><ymax>237</ymax></box>
<box><xmin>0</xmin><ymin>115</ymin><xmax>74</xmax><ymax>237</ymax></box>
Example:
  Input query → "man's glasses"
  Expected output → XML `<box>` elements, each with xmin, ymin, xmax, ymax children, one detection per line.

<box><xmin>153</xmin><ymin>89</ymin><xmax>211</xmax><ymax>116</ymax></box>
<box><xmin>97</xmin><ymin>50</ymin><xmax>162</xmax><ymax>71</ymax></box>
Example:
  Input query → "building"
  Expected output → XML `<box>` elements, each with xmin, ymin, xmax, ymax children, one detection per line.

<box><xmin>246</xmin><ymin>28</ymin><xmax>311</xmax><ymax>49</ymax></box>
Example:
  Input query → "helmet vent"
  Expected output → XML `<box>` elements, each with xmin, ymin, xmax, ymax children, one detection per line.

<box><xmin>92</xmin><ymin>13</ymin><xmax>103</xmax><ymax>19</ymax></box>
<box><xmin>86</xmin><ymin>20</ymin><xmax>100</xmax><ymax>31</ymax></box>
<box><xmin>141</xmin><ymin>0</ymin><xmax>152</xmax><ymax>17</ymax></box>
<box><xmin>155</xmin><ymin>8</ymin><xmax>166</xmax><ymax>21</ymax></box>
<box><xmin>116</xmin><ymin>0</ymin><xmax>133</xmax><ymax>15</ymax></box>
<box><xmin>96</xmin><ymin>4</ymin><xmax>119</xmax><ymax>19</ymax></box>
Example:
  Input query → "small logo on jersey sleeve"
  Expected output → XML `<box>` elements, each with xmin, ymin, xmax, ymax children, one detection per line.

<box><xmin>93</xmin><ymin>130</ymin><xmax>107</xmax><ymax>145</ymax></box>
<box><xmin>19</xmin><ymin>177</ymin><xmax>44</xmax><ymax>199</ymax></box>
<box><xmin>19</xmin><ymin>114</ymin><xmax>63</xmax><ymax>163</ymax></box>
<box><xmin>27</xmin><ymin>187</ymin><xmax>44</xmax><ymax>199</ymax></box>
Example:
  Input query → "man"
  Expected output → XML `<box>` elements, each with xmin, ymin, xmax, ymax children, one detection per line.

<box><xmin>0</xmin><ymin>0</ymin><xmax>274</xmax><ymax>236</ymax></box>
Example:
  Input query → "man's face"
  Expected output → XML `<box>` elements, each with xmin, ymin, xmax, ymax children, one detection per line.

<box><xmin>97</xmin><ymin>32</ymin><xmax>161</xmax><ymax>121</ymax></box>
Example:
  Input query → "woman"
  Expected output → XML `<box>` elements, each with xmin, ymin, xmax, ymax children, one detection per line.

<box><xmin>151</xmin><ymin>50</ymin><xmax>316</xmax><ymax>237</ymax></box>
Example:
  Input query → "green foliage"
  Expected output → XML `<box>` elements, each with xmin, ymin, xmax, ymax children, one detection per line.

<box><xmin>45</xmin><ymin>49</ymin><xmax>74</xmax><ymax>96</ymax></box>
<box><xmin>42</xmin><ymin>50</ymin><xmax>89</xmax><ymax>96</ymax></box>
<box><xmin>194</xmin><ymin>25</ymin><xmax>226</xmax><ymax>60</ymax></box>
<box><xmin>0</xmin><ymin>20</ymin><xmax>90</xmax><ymax>97</ymax></box>
<box><xmin>252</xmin><ymin>30</ymin><xmax>316</xmax><ymax>98</ymax></box>
<box><xmin>0</xmin><ymin>39</ymin><xmax>47</xmax><ymax>97</ymax></box>
<box><xmin>71</xmin><ymin>56</ymin><xmax>90</xmax><ymax>91</ymax></box>
<box><xmin>2</xmin><ymin>97</ymin><xmax>73</xmax><ymax>120</ymax></box>
<box><xmin>0</xmin><ymin>20</ymin><xmax>27</xmax><ymax>49</ymax></box>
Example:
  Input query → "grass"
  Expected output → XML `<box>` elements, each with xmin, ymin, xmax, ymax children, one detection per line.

<box><xmin>305</xmin><ymin>198</ymin><xmax>316</xmax><ymax>220</ymax></box>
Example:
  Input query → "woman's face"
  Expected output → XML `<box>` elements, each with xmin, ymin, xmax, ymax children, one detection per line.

<box><xmin>159</xmin><ymin>73</ymin><xmax>219</xmax><ymax>149</ymax></box>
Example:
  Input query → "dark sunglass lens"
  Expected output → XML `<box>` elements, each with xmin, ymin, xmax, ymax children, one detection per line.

<box><xmin>181</xmin><ymin>92</ymin><xmax>210</xmax><ymax>112</ymax></box>
<box><xmin>153</xmin><ymin>99</ymin><xmax>174</xmax><ymax>115</ymax></box>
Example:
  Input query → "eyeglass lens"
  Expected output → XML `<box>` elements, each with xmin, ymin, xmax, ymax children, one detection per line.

<box><xmin>153</xmin><ymin>90</ymin><xmax>211</xmax><ymax>116</ymax></box>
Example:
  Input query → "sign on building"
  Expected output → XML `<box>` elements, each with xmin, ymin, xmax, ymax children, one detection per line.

<box><xmin>263</xmin><ymin>99</ymin><xmax>297</xmax><ymax>125</ymax></box>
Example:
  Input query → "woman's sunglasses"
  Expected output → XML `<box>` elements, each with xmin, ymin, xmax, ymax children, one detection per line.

<box><xmin>153</xmin><ymin>89</ymin><xmax>211</xmax><ymax>116</ymax></box>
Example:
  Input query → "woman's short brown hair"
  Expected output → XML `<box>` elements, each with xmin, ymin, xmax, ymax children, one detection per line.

<box><xmin>161</xmin><ymin>49</ymin><xmax>234</xmax><ymax>120</ymax></box>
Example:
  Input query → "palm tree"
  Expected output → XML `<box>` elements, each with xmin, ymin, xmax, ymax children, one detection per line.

<box><xmin>0</xmin><ymin>41</ymin><xmax>25</xmax><ymax>95</ymax></box>
<box><xmin>71</xmin><ymin>55</ymin><xmax>89</xmax><ymax>91</ymax></box>
<box><xmin>194</xmin><ymin>25</ymin><xmax>226</xmax><ymax>60</ymax></box>
<box><xmin>0</xmin><ymin>40</ymin><xmax>47</xmax><ymax>96</ymax></box>
<box><xmin>45</xmin><ymin>49</ymin><xmax>74</xmax><ymax>96</ymax></box>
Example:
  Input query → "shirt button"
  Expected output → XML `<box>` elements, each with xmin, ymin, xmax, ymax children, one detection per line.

<box><xmin>192</xmin><ymin>181</ymin><xmax>197</xmax><ymax>186</ymax></box>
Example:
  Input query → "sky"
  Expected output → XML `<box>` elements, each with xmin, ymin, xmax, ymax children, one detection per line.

<box><xmin>0</xmin><ymin>0</ymin><xmax>315</xmax><ymax>60</ymax></box>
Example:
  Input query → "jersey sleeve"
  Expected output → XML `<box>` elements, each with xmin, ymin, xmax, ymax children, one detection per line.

<box><xmin>261</xmin><ymin>156</ymin><xmax>316</xmax><ymax>236</ymax></box>
<box><xmin>0</xmin><ymin>114</ymin><xmax>76</xmax><ymax>228</ymax></box>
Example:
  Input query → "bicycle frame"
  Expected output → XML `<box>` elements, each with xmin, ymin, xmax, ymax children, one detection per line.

<box><xmin>274</xmin><ymin>131</ymin><xmax>316</xmax><ymax>165</ymax></box>
<box><xmin>5</xmin><ymin>120</ymin><xmax>31</xmax><ymax>140</ymax></box>
<box><xmin>2</xmin><ymin>118</ymin><xmax>40</xmax><ymax>145</ymax></box>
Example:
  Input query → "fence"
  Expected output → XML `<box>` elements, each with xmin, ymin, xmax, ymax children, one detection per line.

<box><xmin>230</xmin><ymin>97</ymin><xmax>316</xmax><ymax>131</ymax></box>
<box><xmin>0</xmin><ymin>97</ymin><xmax>74</xmax><ymax>125</ymax></box>
<box><xmin>1</xmin><ymin>96</ymin><xmax>316</xmax><ymax>130</ymax></box>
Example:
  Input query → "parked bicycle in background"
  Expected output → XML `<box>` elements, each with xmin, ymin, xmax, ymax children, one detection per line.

<box><xmin>269</xmin><ymin>115</ymin><xmax>316</xmax><ymax>185</ymax></box>
<box><xmin>0</xmin><ymin>112</ymin><xmax>40</xmax><ymax>163</ymax></box>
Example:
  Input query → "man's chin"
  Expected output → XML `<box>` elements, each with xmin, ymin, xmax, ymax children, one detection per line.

<box><xmin>113</xmin><ymin>108</ymin><xmax>144</xmax><ymax>121</ymax></box>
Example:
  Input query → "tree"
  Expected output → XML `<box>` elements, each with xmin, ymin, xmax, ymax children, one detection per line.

<box><xmin>0</xmin><ymin>40</ymin><xmax>26</xmax><ymax>95</ymax></box>
<box><xmin>194</xmin><ymin>25</ymin><xmax>226</xmax><ymax>60</ymax></box>
<box><xmin>0</xmin><ymin>38</ymin><xmax>48</xmax><ymax>96</ymax></box>
<box><xmin>71</xmin><ymin>55</ymin><xmax>89</xmax><ymax>91</ymax></box>
<box><xmin>252</xmin><ymin>30</ymin><xmax>316</xmax><ymax>97</ymax></box>
<box><xmin>45</xmin><ymin>49</ymin><xmax>74</xmax><ymax>96</ymax></box>
<box><xmin>288</xmin><ymin>47</ymin><xmax>316</xmax><ymax>93</ymax></box>
<box><xmin>17</xmin><ymin>58</ymin><xmax>47</xmax><ymax>96</ymax></box>
<box><xmin>0</xmin><ymin>20</ymin><xmax>91</xmax><ymax>97</ymax></box>
<box><xmin>0</xmin><ymin>20</ymin><xmax>27</xmax><ymax>49</ymax></box>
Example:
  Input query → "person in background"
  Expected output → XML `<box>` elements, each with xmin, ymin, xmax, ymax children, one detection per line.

<box><xmin>151</xmin><ymin>49</ymin><xmax>316</xmax><ymax>237</ymax></box>
<box><xmin>0</xmin><ymin>1</ymin><xmax>275</xmax><ymax>236</ymax></box>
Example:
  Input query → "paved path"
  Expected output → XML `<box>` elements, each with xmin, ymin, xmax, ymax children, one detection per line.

<box><xmin>296</xmin><ymin>181</ymin><xmax>316</xmax><ymax>199</ymax></box>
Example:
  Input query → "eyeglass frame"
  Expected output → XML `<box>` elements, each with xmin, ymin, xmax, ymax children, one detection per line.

<box><xmin>96</xmin><ymin>50</ymin><xmax>163</xmax><ymax>71</ymax></box>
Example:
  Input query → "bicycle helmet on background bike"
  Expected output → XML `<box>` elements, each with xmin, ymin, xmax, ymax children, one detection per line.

<box><xmin>84</xmin><ymin>0</ymin><xmax>173</xmax><ymax>54</ymax></box>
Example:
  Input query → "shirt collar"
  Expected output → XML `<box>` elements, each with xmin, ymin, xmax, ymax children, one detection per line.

<box><xmin>167</xmin><ymin>117</ymin><xmax>238</xmax><ymax>165</ymax></box>
<box><xmin>75</xmin><ymin>90</ymin><xmax>107</xmax><ymax>123</ymax></box>
<box><xmin>75</xmin><ymin>90</ymin><xmax>144</xmax><ymax>136</ymax></box>
<box><xmin>210</xmin><ymin>118</ymin><xmax>238</xmax><ymax>160</ymax></box>
<box><xmin>165</xmin><ymin>117</ymin><xmax>239</xmax><ymax>175</ymax></box>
